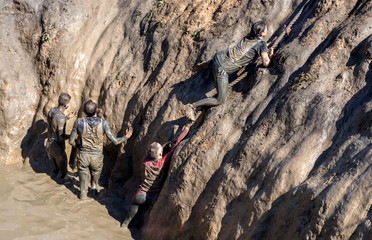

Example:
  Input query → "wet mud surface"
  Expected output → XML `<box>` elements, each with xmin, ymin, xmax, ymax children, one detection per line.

<box><xmin>0</xmin><ymin>163</ymin><xmax>134</xmax><ymax>240</ymax></box>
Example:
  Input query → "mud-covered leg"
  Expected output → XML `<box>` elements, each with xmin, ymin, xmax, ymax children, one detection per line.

<box><xmin>192</xmin><ymin>62</ymin><xmax>229</xmax><ymax>109</ymax></box>
<box><xmin>122</xmin><ymin>192</ymin><xmax>146</xmax><ymax>227</ymax></box>
<box><xmin>77</xmin><ymin>156</ymin><xmax>89</xmax><ymax>200</ymax></box>
<box><xmin>79</xmin><ymin>171</ymin><xmax>88</xmax><ymax>200</ymax></box>
<box><xmin>51</xmin><ymin>158</ymin><xmax>59</xmax><ymax>175</ymax></box>
<box><xmin>90</xmin><ymin>155</ymin><xmax>103</xmax><ymax>196</ymax></box>
<box><xmin>46</xmin><ymin>145</ymin><xmax>59</xmax><ymax>175</ymax></box>
<box><xmin>55</xmin><ymin>153</ymin><xmax>68</xmax><ymax>179</ymax></box>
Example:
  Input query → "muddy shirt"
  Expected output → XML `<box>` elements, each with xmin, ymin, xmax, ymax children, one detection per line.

<box><xmin>139</xmin><ymin>127</ymin><xmax>189</xmax><ymax>194</ymax></box>
<box><xmin>47</xmin><ymin>107</ymin><xmax>67</xmax><ymax>143</ymax></box>
<box><xmin>214</xmin><ymin>37</ymin><xmax>268</xmax><ymax>74</ymax></box>
<box><xmin>71</xmin><ymin>117</ymin><xmax>111</xmax><ymax>154</ymax></box>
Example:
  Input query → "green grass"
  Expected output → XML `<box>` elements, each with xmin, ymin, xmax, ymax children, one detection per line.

<box><xmin>148</xmin><ymin>0</ymin><xmax>164</xmax><ymax>22</ymax></box>
<box><xmin>41</xmin><ymin>24</ymin><xmax>55</xmax><ymax>42</ymax></box>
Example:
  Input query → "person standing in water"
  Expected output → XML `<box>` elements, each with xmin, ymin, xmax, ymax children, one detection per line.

<box><xmin>186</xmin><ymin>21</ymin><xmax>274</xmax><ymax>121</ymax></box>
<box><xmin>46</xmin><ymin>93</ymin><xmax>72</xmax><ymax>180</ymax></box>
<box><xmin>69</xmin><ymin>100</ymin><xmax>132</xmax><ymax>200</ymax></box>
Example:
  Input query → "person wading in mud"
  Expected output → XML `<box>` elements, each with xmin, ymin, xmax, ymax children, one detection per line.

<box><xmin>46</xmin><ymin>93</ymin><xmax>72</xmax><ymax>180</ymax></box>
<box><xmin>186</xmin><ymin>20</ymin><xmax>274</xmax><ymax>121</ymax></box>
<box><xmin>69</xmin><ymin>100</ymin><xmax>132</xmax><ymax>200</ymax></box>
<box><xmin>122</xmin><ymin>124</ymin><xmax>190</xmax><ymax>227</ymax></box>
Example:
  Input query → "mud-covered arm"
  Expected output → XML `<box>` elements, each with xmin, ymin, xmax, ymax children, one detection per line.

<box><xmin>261</xmin><ymin>41</ymin><xmax>273</xmax><ymax>67</ymax></box>
<box><xmin>174</xmin><ymin>126</ymin><xmax>189</xmax><ymax>146</ymax></box>
<box><xmin>103</xmin><ymin>120</ymin><xmax>129</xmax><ymax>145</ymax></box>
<box><xmin>68</xmin><ymin>120</ymin><xmax>78</xmax><ymax>147</ymax></box>
<box><xmin>57</xmin><ymin>116</ymin><xmax>69</xmax><ymax>141</ymax></box>
<box><xmin>163</xmin><ymin>126</ymin><xmax>190</xmax><ymax>165</ymax></box>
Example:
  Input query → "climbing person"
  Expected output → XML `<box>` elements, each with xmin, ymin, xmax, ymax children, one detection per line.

<box><xmin>186</xmin><ymin>20</ymin><xmax>274</xmax><ymax>121</ymax></box>
<box><xmin>46</xmin><ymin>93</ymin><xmax>72</xmax><ymax>180</ymax></box>
<box><xmin>68</xmin><ymin>100</ymin><xmax>133</xmax><ymax>200</ymax></box>
<box><xmin>121</xmin><ymin>124</ymin><xmax>190</xmax><ymax>227</ymax></box>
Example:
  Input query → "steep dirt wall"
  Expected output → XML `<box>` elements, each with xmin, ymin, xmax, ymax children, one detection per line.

<box><xmin>1</xmin><ymin>0</ymin><xmax>372</xmax><ymax>239</ymax></box>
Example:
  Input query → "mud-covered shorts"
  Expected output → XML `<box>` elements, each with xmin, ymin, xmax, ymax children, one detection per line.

<box><xmin>46</xmin><ymin>140</ymin><xmax>67</xmax><ymax>174</ymax></box>
<box><xmin>46</xmin><ymin>140</ymin><xmax>66</xmax><ymax>160</ymax></box>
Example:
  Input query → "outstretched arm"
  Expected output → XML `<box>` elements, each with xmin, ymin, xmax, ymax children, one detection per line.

<box><xmin>175</xmin><ymin>126</ymin><xmax>189</xmax><ymax>146</ymax></box>
<box><xmin>103</xmin><ymin>120</ymin><xmax>132</xmax><ymax>145</ymax></box>
<box><xmin>163</xmin><ymin>126</ymin><xmax>190</xmax><ymax>164</ymax></box>
<box><xmin>68</xmin><ymin>120</ymin><xmax>78</xmax><ymax>147</ymax></box>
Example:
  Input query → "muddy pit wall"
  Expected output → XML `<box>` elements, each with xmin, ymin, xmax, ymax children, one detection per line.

<box><xmin>1</xmin><ymin>0</ymin><xmax>371</xmax><ymax>239</ymax></box>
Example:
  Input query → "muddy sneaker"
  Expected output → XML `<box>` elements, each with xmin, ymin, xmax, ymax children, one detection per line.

<box><xmin>185</xmin><ymin>104</ymin><xmax>196</xmax><ymax>121</ymax></box>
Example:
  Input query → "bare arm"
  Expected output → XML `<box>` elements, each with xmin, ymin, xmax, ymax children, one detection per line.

<box><xmin>68</xmin><ymin>120</ymin><xmax>78</xmax><ymax>147</ymax></box>
<box><xmin>57</xmin><ymin>117</ymin><xmax>69</xmax><ymax>141</ymax></box>
<box><xmin>103</xmin><ymin>120</ymin><xmax>132</xmax><ymax>145</ymax></box>
<box><xmin>163</xmin><ymin>126</ymin><xmax>190</xmax><ymax>165</ymax></box>
<box><xmin>261</xmin><ymin>46</ymin><xmax>274</xmax><ymax>67</ymax></box>
<box><xmin>106</xmin><ymin>131</ymin><xmax>127</xmax><ymax>145</ymax></box>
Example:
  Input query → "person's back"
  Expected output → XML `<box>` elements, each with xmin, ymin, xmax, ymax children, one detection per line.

<box><xmin>140</xmin><ymin>156</ymin><xmax>168</xmax><ymax>194</ymax></box>
<box><xmin>47</xmin><ymin>107</ymin><xmax>67</xmax><ymax>144</ymax></box>
<box><xmin>74</xmin><ymin>117</ymin><xmax>104</xmax><ymax>154</ymax></box>
<box><xmin>215</xmin><ymin>37</ymin><xmax>268</xmax><ymax>74</ymax></box>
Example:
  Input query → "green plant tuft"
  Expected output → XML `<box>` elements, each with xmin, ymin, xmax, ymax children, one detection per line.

<box><xmin>148</xmin><ymin>0</ymin><xmax>164</xmax><ymax>22</ymax></box>
<box><xmin>41</xmin><ymin>24</ymin><xmax>55</xmax><ymax>43</ymax></box>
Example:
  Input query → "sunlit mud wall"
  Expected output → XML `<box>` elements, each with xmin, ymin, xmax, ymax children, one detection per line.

<box><xmin>1</xmin><ymin>0</ymin><xmax>371</xmax><ymax>239</ymax></box>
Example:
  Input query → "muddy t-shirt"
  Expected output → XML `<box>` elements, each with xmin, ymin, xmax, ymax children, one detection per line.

<box><xmin>139</xmin><ymin>127</ymin><xmax>189</xmax><ymax>194</ymax></box>
<box><xmin>47</xmin><ymin>107</ymin><xmax>67</xmax><ymax>143</ymax></box>
<box><xmin>214</xmin><ymin>37</ymin><xmax>268</xmax><ymax>74</ymax></box>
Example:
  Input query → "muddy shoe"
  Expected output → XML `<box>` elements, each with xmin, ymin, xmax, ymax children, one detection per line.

<box><xmin>185</xmin><ymin>104</ymin><xmax>196</xmax><ymax>121</ymax></box>
<box><xmin>194</xmin><ymin>59</ymin><xmax>211</xmax><ymax>72</ymax></box>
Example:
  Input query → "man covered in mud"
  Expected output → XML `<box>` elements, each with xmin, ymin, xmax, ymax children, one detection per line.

<box><xmin>46</xmin><ymin>93</ymin><xmax>72</xmax><ymax>180</ymax></box>
<box><xmin>186</xmin><ymin>20</ymin><xmax>274</xmax><ymax>121</ymax></box>
<box><xmin>69</xmin><ymin>100</ymin><xmax>132</xmax><ymax>200</ymax></box>
<box><xmin>122</xmin><ymin>124</ymin><xmax>190</xmax><ymax>227</ymax></box>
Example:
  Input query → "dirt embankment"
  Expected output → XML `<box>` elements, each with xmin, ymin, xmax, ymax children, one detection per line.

<box><xmin>1</xmin><ymin>0</ymin><xmax>372</xmax><ymax>239</ymax></box>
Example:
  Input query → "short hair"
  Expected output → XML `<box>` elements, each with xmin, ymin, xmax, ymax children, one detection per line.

<box><xmin>58</xmin><ymin>93</ymin><xmax>71</xmax><ymax>107</ymax></box>
<box><xmin>147</xmin><ymin>142</ymin><xmax>163</xmax><ymax>159</ymax></box>
<box><xmin>248</xmin><ymin>21</ymin><xmax>267</xmax><ymax>39</ymax></box>
<box><xmin>84</xmin><ymin>100</ymin><xmax>97</xmax><ymax>117</ymax></box>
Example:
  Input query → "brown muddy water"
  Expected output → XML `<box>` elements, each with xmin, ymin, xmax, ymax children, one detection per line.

<box><xmin>0</xmin><ymin>163</ymin><xmax>135</xmax><ymax>240</ymax></box>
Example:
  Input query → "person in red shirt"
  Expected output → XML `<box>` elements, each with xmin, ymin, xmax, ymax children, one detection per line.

<box><xmin>122</xmin><ymin>125</ymin><xmax>190</xmax><ymax>227</ymax></box>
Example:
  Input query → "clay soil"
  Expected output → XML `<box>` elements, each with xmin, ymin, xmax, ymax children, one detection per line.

<box><xmin>0</xmin><ymin>163</ymin><xmax>134</xmax><ymax>240</ymax></box>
